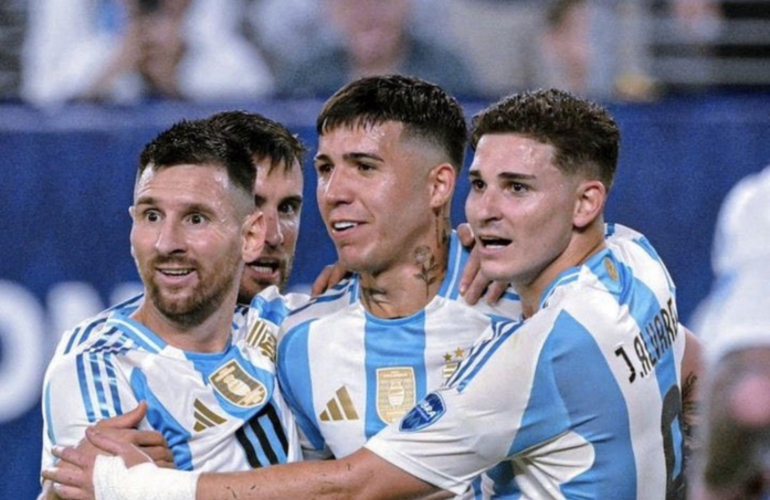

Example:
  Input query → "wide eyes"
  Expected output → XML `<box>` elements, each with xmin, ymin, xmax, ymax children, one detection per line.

<box><xmin>278</xmin><ymin>200</ymin><xmax>301</xmax><ymax>216</ymax></box>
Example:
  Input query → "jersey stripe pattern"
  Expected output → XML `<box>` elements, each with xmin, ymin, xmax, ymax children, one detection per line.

<box><xmin>40</xmin><ymin>299</ymin><xmax>300</xmax><ymax>474</ymax></box>
<box><xmin>262</xmin><ymin>232</ymin><xmax>522</xmax><ymax>466</ymax></box>
<box><xmin>366</xmin><ymin>224</ymin><xmax>686</xmax><ymax>500</ymax></box>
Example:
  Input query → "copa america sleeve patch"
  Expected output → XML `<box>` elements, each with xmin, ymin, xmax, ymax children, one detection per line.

<box><xmin>399</xmin><ymin>393</ymin><xmax>446</xmax><ymax>431</ymax></box>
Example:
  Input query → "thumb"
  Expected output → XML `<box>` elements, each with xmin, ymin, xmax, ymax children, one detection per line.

<box><xmin>98</xmin><ymin>401</ymin><xmax>148</xmax><ymax>429</ymax></box>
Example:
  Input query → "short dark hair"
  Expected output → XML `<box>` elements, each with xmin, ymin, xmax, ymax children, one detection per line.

<box><xmin>470</xmin><ymin>88</ymin><xmax>620</xmax><ymax>191</ymax></box>
<box><xmin>208</xmin><ymin>110</ymin><xmax>306</xmax><ymax>175</ymax></box>
<box><xmin>138</xmin><ymin>118</ymin><xmax>255</xmax><ymax>195</ymax></box>
<box><xmin>316</xmin><ymin>74</ymin><xmax>468</xmax><ymax>171</ymax></box>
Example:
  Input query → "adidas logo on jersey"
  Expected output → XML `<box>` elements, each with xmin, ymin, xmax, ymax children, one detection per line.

<box><xmin>246</xmin><ymin>319</ymin><xmax>276</xmax><ymax>361</ymax></box>
<box><xmin>193</xmin><ymin>399</ymin><xmax>227</xmax><ymax>432</ymax></box>
<box><xmin>320</xmin><ymin>387</ymin><xmax>359</xmax><ymax>422</ymax></box>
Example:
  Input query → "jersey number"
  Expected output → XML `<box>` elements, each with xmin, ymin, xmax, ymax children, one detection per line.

<box><xmin>661</xmin><ymin>385</ymin><xmax>685</xmax><ymax>500</ymax></box>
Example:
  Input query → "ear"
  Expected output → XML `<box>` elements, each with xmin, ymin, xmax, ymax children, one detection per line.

<box><xmin>242</xmin><ymin>210</ymin><xmax>265</xmax><ymax>263</ymax></box>
<box><xmin>573</xmin><ymin>180</ymin><xmax>606</xmax><ymax>229</ymax></box>
<box><xmin>128</xmin><ymin>206</ymin><xmax>137</xmax><ymax>259</ymax></box>
<box><xmin>428</xmin><ymin>163</ymin><xmax>456</xmax><ymax>210</ymax></box>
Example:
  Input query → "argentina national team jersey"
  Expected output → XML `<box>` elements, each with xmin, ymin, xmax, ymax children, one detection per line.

<box><xmin>40</xmin><ymin>297</ymin><xmax>301</xmax><ymax>475</ymax></box>
<box><xmin>261</xmin><ymin>232</ymin><xmax>522</xmax><ymax>462</ymax></box>
<box><xmin>366</xmin><ymin>224</ymin><xmax>687</xmax><ymax>500</ymax></box>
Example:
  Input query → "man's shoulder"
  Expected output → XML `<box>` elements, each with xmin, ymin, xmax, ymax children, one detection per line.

<box><xmin>253</xmin><ymin>280</ymin><xmax>355</xmax><ymax>321</ymax></box>
<box><xmin>53</xmin><ymin>294</ymin><xmax>144</xmax><ymax>358</ymax></box>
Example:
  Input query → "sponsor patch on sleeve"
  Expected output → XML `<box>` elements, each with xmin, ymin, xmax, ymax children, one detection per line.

<box><xmin>399</xmin><ymin>393</ymin><xmax>446</xmax><ymax>432</ymax></box>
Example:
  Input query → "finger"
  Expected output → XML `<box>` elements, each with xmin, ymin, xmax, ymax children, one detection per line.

<box><xmin>311</xmin><ymin>265</ymin><xmax>335</xmax><ymax>296</ymax></box>
<box><xmin>129</xmin><ymin>429</ymin><xmax>167</xmax><ymax>447</ymax></box>
<box><xmin>53</xmin><ymin>445</ymin><xmax>90</xmax><ymax>469</ymax></box>
<box><xmin>327</xmin><ymin>264</ymin><xmax>350</xmax><ymax>288</ymax></box>
<box><xmin>141</xmin><ymin>444</ymin><xmax>175</xmax><ymax>465</ymax></box>
<box><xmin>311</xmin><ymin>263</ymin><xmax>350</xmax><ymax>296</ymax></box>
<box><xmin>484</xmin><ymin>281</ymin><xmax>509</xmax><ymax>306</ymax></box>
<box><xmin>42</xmin><ymin>466</ymin><xmax>84</xmax><ymax>488</ymax></box>
<box><xmin>86</xmin><ymin>427</ymin><xmax>128</xmax><ymax>455</ymax></box>
<box><xmin>459</xmin><ymin>248</ymin><xmax>482</xmax><ymax>302</ymax></box>
<box><xmin>53</xmin><ymin>482</ymin><xmax>89</xmax><ymax>500</ymax></box>
<box><xmin>157</xmin><ymin>459</ymin><xmax>177</xmax><ymax>469</ymax></box>
<box><xmin>96</xmin><ymin>402</ymin><xmax>147</xmax><ymax>430</ymax></box>
<box><xmin>462</xmin><ymin>271</ymin><xmax>488</xmax><ymax>306</ymax></box>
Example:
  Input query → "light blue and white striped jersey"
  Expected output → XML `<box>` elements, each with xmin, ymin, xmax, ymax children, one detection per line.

<box><xmin>257</xmin><ymin>232</ymin><xmax>522</xmax><ymax>462</ymax></box>
<box><xmin>41</xmin><ymin>297</ymin><xmax>301</xmax><ymax>475</ymax></box>
<box><xmin>366</xmin><ymin>224</ymin><xmax>687</xmax><ymax>500</ymax></box>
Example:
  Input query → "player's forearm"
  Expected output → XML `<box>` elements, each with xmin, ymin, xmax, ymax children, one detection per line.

<box><xmin>196</xmin><ymin>449</ymin><xmax>443</xmax><ymax>500</ymax></box>
<box><xmin>197</xmin><ymin>464</ymin><xmax>353</xmax><ymax>500</ymax></box>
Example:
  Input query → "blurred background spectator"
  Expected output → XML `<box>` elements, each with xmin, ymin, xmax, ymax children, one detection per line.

<box><xmin>540</xmin><ymin>0</ymin><xmax>657</xmax><ymax>100</ymax></box>
<box><xmin>443</xmin><ymin>0</ymin><xmax>544</xmax><ymax>98</ymax></box>
<box><xmin>17</xmin><ymin>0</ymin><xmax>770</xmax><ymax>105</ymax></box>
<box><xmin>269</xmin><ymin>0</ymin><xmax>479</xmax><ymax>98</ymax></box>
<box><xmin>649</xmin><ymin>0</ymin><xmax>770</xmax><ymax>95</ymax></box>
<box><xmin>22</xmin><ymin>0</ymin><xmax>274</xmax><ymax>106</ymax></box>
<box><xmin>0</xmin><ymin>0</ymin><xmax>27</xmax><ymax>101</ymax></box>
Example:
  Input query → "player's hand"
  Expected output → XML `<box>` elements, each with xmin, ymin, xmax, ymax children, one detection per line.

<box><xmin>44</xmin><ymin>426</ymin><xmax>153</xmax><ymax>500</ymax></box>
<box><xmin>93</xmin><ymin>402</ymin><xmax>174</xmax><ymax>468</ymax></box>
<box><xmin>311</xmin><ymin>262</ymin><xmax>351</xmax><ymax>296</ymax></box>
<box><xmin>456</xmin><ymin>223</ymin><xmax>509</xmax><ymax>305</ymax></box>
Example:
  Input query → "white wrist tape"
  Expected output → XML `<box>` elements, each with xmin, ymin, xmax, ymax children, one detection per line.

<box><xmin>94</xmin><ymin>455</ymin><xmax>199</xmax><ymax>500</ymax></box>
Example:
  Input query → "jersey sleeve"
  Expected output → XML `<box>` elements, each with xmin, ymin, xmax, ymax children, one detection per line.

<box><xmin>365</xmin><ymin>320</ymin><xmax>534</xmax><ymax>495</ymax></box>
<box><xmin>40</xmin><ymin>348</ymin><xmax>138</xmax><ymax>473</ymax></box>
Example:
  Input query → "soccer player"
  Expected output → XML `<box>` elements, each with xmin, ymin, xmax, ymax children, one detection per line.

<box><xmin>207</xmin><ymin>111</ymin><xmax>306</xmax><ymax>299</ymax></box>
<box><xmin>252</xmin><ymin>74</ymin><xmax>522</xmax><ymax>466</ymax></box>
<box><xmin>38</xmin><ymin>119</ymin><xmax>301</xmax><ymax>499</ymax></box>
<box><xmin>45</xmin><ymin>89</ymin><xmax>691</xmax><ymax>499</ymax></box>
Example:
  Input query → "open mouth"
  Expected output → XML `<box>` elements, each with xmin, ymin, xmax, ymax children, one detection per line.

<box><xmin>247</xmin><ymin>258</ymin><xmax>280</xmax><ymax>276</ymax></box>
<box><xmin>479</xmin><ymin>236</ymin><xmax>512</xmax><ymax>249</ymax></box>
<box><xmin>332</xmin><ymin>221</ymin><xmax>360</xmax><ymax>232</ymax></box>
<box><xmin>158</xmin><ymin>268</ymin><xmax>194</xmax><ymax>276</ymax></box>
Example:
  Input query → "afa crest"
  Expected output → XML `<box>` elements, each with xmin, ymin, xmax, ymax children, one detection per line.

<box><xmin>376</xmin><ymin>367</ymin><xmax>416</xmax><ymax>423</ymax></box>
<box><xmin>209</xmin><ymin>360</ymin><xmax>267</xmax><ymax>408</ymax></box>
<box><xmin>604</xmin><ymin>256</ymin><xmax>619</xmax><ymax>282</ymax></box>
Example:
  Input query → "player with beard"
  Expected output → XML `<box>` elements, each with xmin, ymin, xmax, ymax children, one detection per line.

<box><xmin>37</xmin><ymin>118</ymin><xmax>301</xmax><ymax>499</ymax></box>
<box><xmin>44</xmin><ymin>89</ymin><xmax>694</xmax><ymax>500</ymax></box>
<box><xmin>207</xmin><ymin>111</ymin><xmax>305</xmax><ymax>302</ymax></box>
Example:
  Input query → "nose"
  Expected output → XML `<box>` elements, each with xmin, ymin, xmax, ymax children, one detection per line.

<box><xmin>154</xmin><ymin>219</ymin><xmax>186</xmax><ymax>255</ymax></box>
<box><xmin>319</xmin><ymin>167</ymin><xmax>353</xmax><ymax>207</ymax></box>
<box><xmin>466</xmin><ymin>188</ymin><xmax>502</xmax><ymax>227</ymax></box>
<box><xmin>264</xmin><ymin>210</ymin><xmax>283</xmax><ymax>247</ymax></box>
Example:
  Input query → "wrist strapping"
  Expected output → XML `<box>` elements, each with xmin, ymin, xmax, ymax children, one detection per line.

<box><xmin>94</xmin><ymin>455</ymin><xmax>199</xmax><ymax>500</ymax></box>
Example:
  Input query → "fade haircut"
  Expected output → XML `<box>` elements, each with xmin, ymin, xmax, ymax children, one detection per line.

<box><xmin>316</xmin><ymin>74</ymin><xmax>468</xmax><ymax>172</ymax></box>
<box><xmin>470</xmin><ymin>88</ymin><xmax>620</xmax><ymax>191</ymax></box>
<box><xmin>208</xmin><ymin>110</ymin><xmax>306</xmax><ymax>175</ymax></box>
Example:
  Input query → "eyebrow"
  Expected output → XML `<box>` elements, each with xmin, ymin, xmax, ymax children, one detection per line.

<box><xmin>314</xmin><ymin>152</ymin><xmax>385</xmax><ymax>163</ymax></box>
<box><xmin>134</xmin><ymin>197</ymin><xmax>214</xmax><ymax>214</ymax></box>
<box><xmin>254</xmin><ymin>193</ymin><xmax>303</xmax><ymax>206</ymax></box>
<box><xmin>468</xmin><ymin>170</ymin><xmax>536</xmax><ymax>182</ymax></box>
